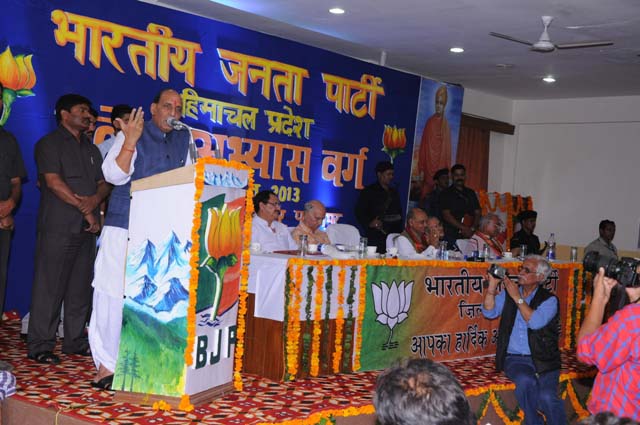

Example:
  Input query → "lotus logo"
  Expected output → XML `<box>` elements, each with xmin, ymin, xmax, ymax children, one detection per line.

<box><xmin>371</xmin><ymin>280</ymin><xmax>414</xmax><ymax>349</ymax></box>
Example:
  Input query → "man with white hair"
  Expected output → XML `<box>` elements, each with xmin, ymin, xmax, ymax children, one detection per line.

<box><xmin>462</xmin><ymin>213</ymin><xmax>504</xmax><ymax>259</ymax></box>
<box><xmin>482</xmin><ymin>255</ymin><xmax>566</xmax><ymax>425</ymax></box>
<box><xmin>291</xmin><ymin>200</ymin><xmax>331</xmax><ymax>246</ymax></box>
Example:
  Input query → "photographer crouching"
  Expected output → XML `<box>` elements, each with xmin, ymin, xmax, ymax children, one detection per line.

<box><xmin>577</xmin><ymin>252</ymin><xmax>640</xmax><ymax>420</ymax></box>
<box><xmin>482</xmin><ymin>255</ymin><xmax>566</xmax><ymax>425</ymax></box>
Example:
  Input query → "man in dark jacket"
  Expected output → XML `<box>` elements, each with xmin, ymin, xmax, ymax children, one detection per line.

<box><xmin>482</xmin><ymin>255</ymin><xmax>566</xmax><ymax>425</ymax></box>
<box><xmin>355</xmin><ymin>161</ymin><xmax>403</xmax><ymax>253</ymax></box>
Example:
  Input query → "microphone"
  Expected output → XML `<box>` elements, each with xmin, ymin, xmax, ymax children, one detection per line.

<box><xmin>166</xmin><ymin>117</ymin><xmax>188</xmax><ymax>130</ymax></box>
<box><xmin>165</xmin><ymin>117</ymin><xmax>222</xmax><ymax>161</ymax></box>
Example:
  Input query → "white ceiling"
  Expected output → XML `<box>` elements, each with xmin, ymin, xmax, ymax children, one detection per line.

<box><xmin>145</xmin><ymin>0</ymin><xmax>640</xmax><ymax>99</ymax></box>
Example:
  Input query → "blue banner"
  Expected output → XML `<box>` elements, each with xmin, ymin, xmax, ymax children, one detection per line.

<box><xmin>0</xmin><ymin>0</ymin><xmax>463</xmax><ymax>315</ymax></box>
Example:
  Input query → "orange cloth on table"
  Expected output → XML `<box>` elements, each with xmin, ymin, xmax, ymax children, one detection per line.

<box><xmin>291</xmin><ymin>222</ymin><xmax>331</xmax><ymax>246</ymax></box>
<box><xmin>417</xmin><ymin>114</ymin><xmax>451</xmax><ymax>199</ymax></box>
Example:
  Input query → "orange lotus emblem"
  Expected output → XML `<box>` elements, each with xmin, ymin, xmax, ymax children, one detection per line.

<box><xmin>381</xmin><ymin>125</ymin><xmax>406</xmax><ymax>163</ymax></box>
<box><xmin>205</xmin><ymin>204</ymin><xmax>242</xmax><ymax>259</ymax></box>
<box><xmin>0</xmin><ymin>46</ymin><xmax>37</xmax><ymax>125</ymax></box>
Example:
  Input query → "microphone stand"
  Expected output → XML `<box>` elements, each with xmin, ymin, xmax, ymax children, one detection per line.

<box><xmin>167</xmin><ymin>118</ymin><xmax>222</xmax><ymax>163</ymax></box>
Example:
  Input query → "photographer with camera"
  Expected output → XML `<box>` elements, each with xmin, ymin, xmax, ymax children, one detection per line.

<box><xmin>482</xmin><ymin>255</ymin><xmax>566</xmax><ymax>425</ymax></box>
<box><xmin>577</xmin><ymin>254</ymin><xmax>640</xmax><ymax>421</ymax></box>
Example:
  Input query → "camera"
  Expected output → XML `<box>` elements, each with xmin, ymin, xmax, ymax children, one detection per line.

<box><xmin>487</xmin><ymin>263</ymin><xmax>507</xmax><ymax>280</ymax></box>
<box><xmin>583</xmin><ymin>251</ymin><xmax>640</xmax><ymax>288</ymax></box>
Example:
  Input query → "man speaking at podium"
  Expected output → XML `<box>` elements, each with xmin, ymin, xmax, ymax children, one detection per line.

<box><xmin>88</xmin><ymin>89</ymin><xmax>190</xmax><ymax>390</ymax></box>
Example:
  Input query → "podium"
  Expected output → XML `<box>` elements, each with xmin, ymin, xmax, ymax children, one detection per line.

<box><xmin>113</xmin><ymin>158</ymin><xmax>252</xmax><ymax>408</ymax></box>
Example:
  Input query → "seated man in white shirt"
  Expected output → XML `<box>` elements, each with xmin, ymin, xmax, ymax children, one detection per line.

<box><xmin>291</xmin><ymin>200</ymin><xmax>331</xmax><ymax>246</ymax></box>
<box><xmin>251</xmin><ymin>190</ymin><xmax>297</xmax><ymax>252</ymax></box>
<box><xmin>395</xmin><ymin>208</ymin><xmax>440</xmax><ymax>258</ymax></box>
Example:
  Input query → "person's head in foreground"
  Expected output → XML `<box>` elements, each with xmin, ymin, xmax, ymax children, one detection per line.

<box><xmin>579</xmin><ymin>412</ymin><xmax>640</xmax><ymax>425</ymax></box>
<box><xmin>374</xmin><ymin>358</ymin><xmax>475</xmax><ymax>425</ymax></box>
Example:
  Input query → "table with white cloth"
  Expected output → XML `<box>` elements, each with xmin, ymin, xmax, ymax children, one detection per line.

<box><xmin>243</xmin><ymin>253</ymin><xmax>583</xmax><ymax>381</ymax></box>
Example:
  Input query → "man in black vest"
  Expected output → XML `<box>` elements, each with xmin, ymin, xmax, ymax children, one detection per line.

<box><xmin>482</xmin><ymin>255</ymin><xmax>566</xmax><ymax>425</ymax></box>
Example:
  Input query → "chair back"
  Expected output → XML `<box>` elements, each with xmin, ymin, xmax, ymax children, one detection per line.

<box><xmin>386</xmin><ymin>233</ymin><xmax>400</xmax><ymax>250</ymax></box>
<box><xmin>326</xmin><ymin>224</ymin><xmax>361</xmax><ymax>246</ymax></box>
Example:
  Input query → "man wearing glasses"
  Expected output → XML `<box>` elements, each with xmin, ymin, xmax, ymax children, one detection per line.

<box><xmin>482</xmin><ymin>255</ymin><xmax>566</xmax><ymax>425</ymax></box>
<box><xmin>251</xmin><ymin>190</ymin><xmax>297</xmax><ymax>253</ymax></box>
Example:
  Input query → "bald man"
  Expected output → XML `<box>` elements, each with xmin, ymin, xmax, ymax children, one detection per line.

<box><xmin>291</xmin><ymin>200</ymin><xmax>331</xmax><ymax>246</ymax></box>
<box><xmin>395</xmin><ymin>208</ymin><xmax>439</xmax><ymax>258</ymax></box>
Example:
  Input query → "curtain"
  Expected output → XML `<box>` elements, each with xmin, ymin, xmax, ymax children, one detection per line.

<box><xmin>455</xmin><ymin>126</ymin><xmax>489</xmax><ymax>191</ymax></box>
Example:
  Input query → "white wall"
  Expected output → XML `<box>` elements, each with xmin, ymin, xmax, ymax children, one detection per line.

<box><xmin>511</xmin><ymin>96</ymin><xmax>640</xmax><ymax>251</ymax></box>
<box><xmin>462</xmin><ymin>90</ymin><xmax>640</xmax><ymax>251</ymax></box>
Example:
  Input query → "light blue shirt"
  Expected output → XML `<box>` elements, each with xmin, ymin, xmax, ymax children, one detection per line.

<box><xmin>482</xmin><ymin>286</ymin><xmax>558</xmax><ymax>355</ymax></box>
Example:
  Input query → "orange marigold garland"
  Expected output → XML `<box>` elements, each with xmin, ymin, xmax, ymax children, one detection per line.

<box><xmin>178</xmin><ymin>394</ymin><xmax>194</xmax><ymax>412</ymax></box>
<box><xmin>285</xmin><ymin>260</ymin><xmax>304</xmax><ymax>379</ymax></box>
<box><xmin>333</xmin><ymin>265</ymin><xmax>346</xmax><ymax>373</ymax></box>
<box><xmin>256</xmin><ymin>404</ymin><xmax>375</xmax><ymax>425</ymax></box>
<box><xmin>563</xmin><ymin>376</ymin><xmax>591</xmax><ymax>419</ymax></box>
<box><xmin>184</xmin><ymin>160</ymin><xmax>205</xmax><ymax>367</ymax></box>
<box><xmin>352</xmin><ymin>263</ymin><xmax>367</xmax><ymax>371</ymax></box>
<box><xmin>233</xmin><ymin>160</ymin><xmax>254</xmax><ymax>391</ymax></box>
<box><xmin>309</xmin><ymin>262</ymin><xmax>324</xmax><ymax>376</ymax></box>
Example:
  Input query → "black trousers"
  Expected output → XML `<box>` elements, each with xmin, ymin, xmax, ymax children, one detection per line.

<box><xmin>27</xmin><ymin>231</ymin><xmax>95</xmax><ymax>355</ymax></box>
<box><xmin>0</xmin><ymin>229</ymin><xmax>12</xmax><ymax>316</ymax></box>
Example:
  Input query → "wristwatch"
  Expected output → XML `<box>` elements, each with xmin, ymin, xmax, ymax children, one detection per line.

<box><xmin>517</xmin><ymin>298</ymin><xmax>525</xmax><ymax>305</ymax></box>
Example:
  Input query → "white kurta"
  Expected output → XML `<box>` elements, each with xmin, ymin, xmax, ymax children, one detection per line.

<box><xmin>251</xmin><ymin>215</ymin><xmax>297</xmax><ymax>252</ymax></box>
<box><xmin>395</xmin><ymin>235</ymin><xmax>438</xmax><ymax>259</ymax></box>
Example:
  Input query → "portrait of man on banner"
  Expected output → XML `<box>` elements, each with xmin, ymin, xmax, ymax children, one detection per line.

<box><xmin>409</xmin><ymin>80</ymin><xmax>463</xmax><ymax>210</ymax></box>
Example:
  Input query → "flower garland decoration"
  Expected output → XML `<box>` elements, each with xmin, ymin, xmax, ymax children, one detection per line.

<box><xmin>228</xmin><ymin>158</ymin><xmax>255</xmax><ymax>391</ymax></box>
<box><xmin>283</xmin><ymin>264</ymin><xmax>293</xmax><ymax>379</ymax></box>
<box><xmin>477</xmin><ymin>191</ymin><xmax>535</xmax><ymax>243</ymax></box>
<box><xmin>562</xmin><ymin>375</ymin><xmax>591</xmax><ymax>419</ymax></box>
<box><xmin>301</xmin><ymin>265</ymin><xmax>316</xmax><ymax>373</ymax></box>
<box><xmin>490</xmin><ymin>391</ymin><xmax>524</xmax><ymax>424</ymax></box>
<box><xmin>573</xmin><ymin>267</ymin><xmax>584</xmax><ymax>346</ymax></box>
<box><xmin>178</xmin><ymin>394</ymin><xmax>194</xmax><ymax>412</ymax></box>
<box><xmin>285</xmin><ymin>260</ymin><xmax>304</xmax><ymax>379</ymax></box>
<box><xmin>468</xmin><ymin>370</ymin><xmax>595</xmax><ymax>423</ymax></box>
<box><xmin>152</xmin><ymin>399</ymin><xmax>171</xmax><ymax>411</ymax></box>
<box><xmin>184</xmin><ymin>160</ymin><xmax>205</xmax><ymax>368</ymax></box>
<box><xmin>343</xmin><ymin>265</ymin><xmax>357</xmax><ymax>372</ymax></box>
<box><xmin>564</xmin><ymin>266</ymin><xmax>577</xmax><ymax>350</ymax></box>
<box><xmin>256</xmin><ymin>404</ymin><xmax>375</xmax><ymax>425</ymax></box>
<box><xmin>321</xmin><ymin>265</ymin><xmax>332</xmax><ymax>371</ymax></box>
<box><xmin>352</xmin><ymin>264</ymin><xmax>367</xmax><ymax>371</ymax></box>
<box><xmin>332</xmin><ymin>265</ymin><xmax>347</xmax><ymax>373</ymax></box>
<box><xmin>309</xmin><ymin>262</ymin><xmax>325</xmax><ymax>376</ymax></box>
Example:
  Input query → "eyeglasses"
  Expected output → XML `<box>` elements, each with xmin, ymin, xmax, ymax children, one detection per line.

<box><xmin>265</xmin><ymin>201</ymin><xmax>281</xmax><ymax>207</ymax></box>
<box><xmin>518</xmin><ymin>266</ymin><xmax>536</xmax><ymax>275</ymax></box>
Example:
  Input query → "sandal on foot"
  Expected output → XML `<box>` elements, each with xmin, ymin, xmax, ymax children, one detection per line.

<box><xmin>91</xmin><ymin>375</ymin><xmax>114</xmax><ymax>391</ymax></box>
<box><xmin>27</xmin><ymin>351</ymin><xmax>61</xmax><ymax>365</ymax></box>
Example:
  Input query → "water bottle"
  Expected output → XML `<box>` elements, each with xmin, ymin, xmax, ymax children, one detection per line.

<box><xmin>300</xmin><ymin>234</ymin><xmax>308</xmax><ymax>257</ymax></box>
<box><xmin>481</xmin><ymin>244</ymin><xmax>489</xmax><ymax>262</ymax></box>
<box><xmin>358</xmin><ymin>236</ymin><xmax>368</xmax><ymax>258</ymax></box>
<box><xmin>438</xmin><ymin>241</ymin><xmax>448</xmax><ymax>260</ymax></box>
<box><xmin>547</xmin><ymin>233</ymin><xmax>556</xmax><ymax>261</ymax></box>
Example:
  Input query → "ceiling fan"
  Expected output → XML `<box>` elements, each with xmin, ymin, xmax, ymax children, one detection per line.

<box><xmin>490</xmin><ymin>16</ymin><xmax>614</xmax><ymax>52</ymax></box>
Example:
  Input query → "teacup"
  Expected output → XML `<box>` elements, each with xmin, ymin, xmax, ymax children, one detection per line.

<box><xmin>307</xmin><ymin>243</ymin><xmax>318</xmax><ymax>253</ymax></box>
<box><xmin>503</xmin><ymin>251</ymin><xmax>513</xmax><ymax>259</ymax></box>
<box><xmin>366</xmin><ymin>246</ymin><xmax>378</xmax><ymax>255</ymax></box>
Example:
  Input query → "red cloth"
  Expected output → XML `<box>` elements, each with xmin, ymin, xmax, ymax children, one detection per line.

<box><xmin>577</xmin><ymin>303</ymin><xmax>640</xmax><ymax>420</ymax></box>
<box><xmin>417</xmin><ymin>114</ymin><xmax>451</xmax><ymax>198</ymax></box>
